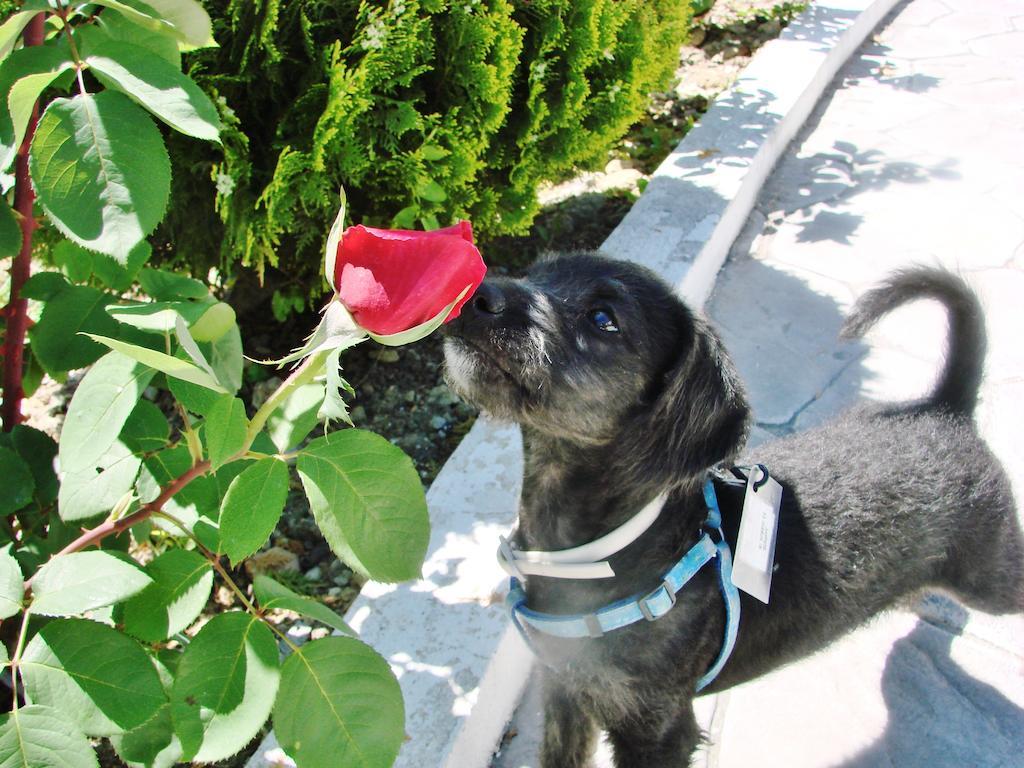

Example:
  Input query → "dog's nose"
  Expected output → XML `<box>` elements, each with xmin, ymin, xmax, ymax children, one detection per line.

<box><xmin>470</xmin><ymin>281</ymin><xmax>506</xmax><ymax>316</ymax></box>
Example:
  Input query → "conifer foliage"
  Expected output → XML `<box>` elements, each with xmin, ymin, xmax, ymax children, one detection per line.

<box><xmin>162</xmin><ymin>0</ymin><xmax>691</xmax><ymax>290</ymax></box>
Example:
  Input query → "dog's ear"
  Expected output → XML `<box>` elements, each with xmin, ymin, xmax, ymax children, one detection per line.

<box><xmin>622</xmin><ymin>313</ymin><xmax>750</xmax><ymax>487</ymax></box>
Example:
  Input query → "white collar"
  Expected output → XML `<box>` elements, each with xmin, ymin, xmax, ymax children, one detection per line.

<box><xmin>497</xmin><ymin>493</ymin><xmax>669</xmax><ymax>580</ymax></box>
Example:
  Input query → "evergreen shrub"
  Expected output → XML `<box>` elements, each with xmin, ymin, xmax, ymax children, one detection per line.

<box><xmin>161</xmin><ymin>0</ymin><xmax>692</xmax><ymax>297</ymax></box>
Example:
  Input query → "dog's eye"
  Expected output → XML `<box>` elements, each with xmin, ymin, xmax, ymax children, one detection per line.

<box><xmin>589</xmin><ymin>309</ymin><xmax>619</xmax><ymax>333</ymax></box>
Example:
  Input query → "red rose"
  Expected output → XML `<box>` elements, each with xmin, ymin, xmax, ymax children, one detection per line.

<box><xmin>335</xmin><ymin>222</ymin><xmax>486</xmax><ymax>337</ymax></box>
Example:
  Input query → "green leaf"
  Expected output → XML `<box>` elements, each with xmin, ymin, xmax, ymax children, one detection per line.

<box><xmin>85</xmin><ymin>39</ymin><xmax>219</xmax><ymax>141</ymax></box>
<box><xmin>137</xmin><ymin>267</ymin><xmax>207</xmax><ymax>300</ymax></box>
<box><xmin>274</xmin><ymin>636</ymin><xmax>404</xmax><ymax>768</ymax></box>
<box><xmin>120</xmin><ymin>398</ymin><xmax>170</xmax><ymax>454</ymax></box>
<box><xmin>8</xmin><ymin>63</ymin><xmax>75</xmax><ymax>153</ymax></box>
<box><xmin>107</xmin><ymin>300</ymin><xmax>208</xmax><ymax>333</ymax></box>
<box><xmin>7</xmin><ymin>425</ymin><xmax>58</xmax><ymax>506</ymax></box>
<box><xmin>94</xmin><ymin>7</ymin><xmax>180</xmax><ymax>67</ymax></box>
<box><xmin>19</xmin><ymin>270</ymin><xmax>69</xmax><ymax>301</ymax></box>
<box><xmin>254</xmin><ymin>574</ymin><xmax>354</xmax><ymax>636</ymax></box>
<box><xmin>0</xmin><ymin>705</ymin><xmax>99</xmax><ymax>768</ymax></box>
<box><xmin>390</xmin><ymin>205</ymin><xmax>417</xmax><ymax>229</ymax></box>
<box><xmin>0</xmin><ymin>445</ymin><xmax>33</xmax><ymax>515</ymax></box>
<box><xmin>0</xmin><ymin>198</ymin><xmax>19</xmax><ymax>259</ymax></box>
<box><xmin>0</xmin><ymin>11</ymin><xmax>38</xmax><ymax>64</ymax></box>
<box><xmin>29</xmin><ymin>91</ymin><xmax>170</xmax><ymax>262</ymax></box>
<box><xmin>83</xmin><ymin>333</ymin><xmax>228</xmax><ymax>392</ymax></box>
<box><xmin>137</xmin><ymin>444</ymin><xmax>218</xmax><ymax>532</ymax></box>
<box><xmin>59</xmin><ymin>351</ymin><xmax>154</xmax><ymax>475</ymax></box>
<box><xmin>266</xmin><ymin>381</ymin><xmax>322</xmax><ymax>452</ymax></box>
<box><xmin>30</xmin><ymin>551</ymin><xmax>151</xmax><ymax>617</ymax></box>
<box><xmin>421</xmin><ymin>143</ymin><xmax>448</xmax><ymax>161</ymax></box>
<box><xmin>171</xmin><ymin>612</ymin><xmax>280</xmax><ymax>763</ymax></box>
<box><xmin>58</xmin><ymin>439</ymin><xmax>141</xmax><ymax>522</ymax></box>
<box><xmin>209</xmin><ymin>326</ymin><xmax>243</xmax><ymax>394</ymax></box>
<box><xmin>120</xmin><ymin>549</ymin><xmax>213</xmax><ymax>642</ymax></box>
<box><xmin>218</xmin><ymin>458</ymin><xmax>288</xmax><ymax>565</ymax></box>
<box><xmin>168</xmin><ymin>376</ymin><xmax>219</xmax><ymax>416</ymax></box>
<box><xmin>109</xmin><ymin>704</ymin><xmax>182</xmax><ymax>768</ymax></box>
<box><xmin>28</xmin><ymin>284</ymin><xmax>124</xmax><ymax>375</ymax></box>
<box><xmin>92</xmin><ymin>0</ymin><xmax>216</xmax><ymax>49</ymax></box>
<box><xmin>0</xmin><ymin>549</ymin><xmax>23</xmax><ymax>620</ymax></box>
<box><xmin>189</xmin><ymin>302</ymin><xmax>235</xmax><ymax>342</ymax></box>
<box><xmin>53</xmin><ymin>239</ymin><xmax>151</xmax><ymax>292</ymax></box>
<box><xmin>0</xmin><ymin>42</ymin><xmax>72</xmax><ymax>172</ymax></box>
<box><xmin>21</xmin><ymin>618</ymin><xmax>166</xmax><ymax>736</ymax></box>
<box><xmin>297</xmin><ymin>430</ymin><xmax>429</xmax><ymax>583</ymax></box>
<box><xmin>205</xmin><ymin>395</ymin><xmax>248</xmax><ymax>470</ymax></box>
<box><xmin>417</xmin><ymin>177</ymin><xmax>447</xmax><ymax>203</ymax></box>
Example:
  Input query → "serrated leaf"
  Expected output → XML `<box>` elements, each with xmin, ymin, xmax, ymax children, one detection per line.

<box><xmin>136</xmin><ymin>444</ymin><xmax>217</xmax><ymax>532</ymax></box>
<box><xmin>137</xmin><ymin>267</ymin><xmax>207</xmax><ymax>300</ymax></box>
<box><xmin>83</xmin><ymin>333</ymin><xmax>227</xmax><ymax>393</ymax></box>
<box><xmin>7</xmin><ymin>425</ymin><xmax>58</xmax><ymax>506</ymax></box>
<box><xmin>92</xmin><ymin>0</ymin><xmax>215</xmax><ymax>49</ymax></box>
<box><xmin>254</xmin><ymin>574</ymin><xmax>354</xmax><ymax>636</ymax></box>
<box><xmin>0</xmin><ymin>11</ymin><xmax>38</xmax><ymax>64</ymax></box>
<box><xmin>107</xmin><ymin>300</ymin><xmax>208</xmax><ymax>333</ymax></box>
<box><xmin>189</xmin><ymin>302</ymin><xmax>235</xmax><ymax>342</ymax></box>
<box><xmin>171</xmin><ymin>612</ymin><xmax>280</xmax><ymax>763</ymax></box>
<box><xmin>205</xmin><ymin>395</ymin><xmax>248</xmax><ymax>470</ymax></box>
<box><xmin>21</xmin><ymin>618</ymin><xmax>166</xmax><ymax>736</ymax></box>
<box><xmin>297</xmin><ymin>430</ymin><xmax>429</xmax><ymax>583</ymax></box>
<box><xmin>168</xmin><ymin>376</ymin><xmax>219</xmax><ymax>416</ymax></box>
<box><xmin>120</xmin><ymin>398</ymin><xmax>169</xmax><ymax>454</ymax></box>
<box><xmin>58</xmin><ymin>439</ymin><xmax>141</xmax><ymax>522</ymax></box>
<box><xmin>59</xmin><ymin>350</ymin><xmax>154</xmax><ymax>475</ymax></box>
<box><xmin>29</xmin><ymin>91</ymin><xmax>170</xmax><ymax>262</ymax></box>
<box><xmin>19</xmin><ymin>270</ymin><xmax>69</xmax><ymax>301</ymax></box>
<box><xmin>109</xmin><ymin>704</ymin><xmax>182</xmax><ymax>768</ymax></box>
<box><xmin>120</xmin><ymin>548</ymin><xmax>213</xmax><ymax>642</ymax></box>
<box><xmin>93</xmin><ymin>8</ymin><xmax>180</xmax><ymax>67</ymax></box>
<box><xmin>266</xmin><ymin>382</ymin><xmax>322</xmax><ymax>452</ymax></box>
<box><xmin>28</xmin><ymin>284</ymin><xmax>124</xmax><ymax>375</ymax></box>
<box><xmin>0</xmin><ymin>445</ymin><xmax>33</xmax><ymax>515</ymax></box>
<box><xmin>0</xmin><ymin>549</ymin><xmax>22</xmax><ymax>619</ymax></box>
<box><xmin>274</xmin><ymin>636</ymin><xmax>404</xmax><ymax>768</ymax></box>
<box><xmin>218</xmin><ymin>458</ymin><xmax>288</xmax><ymax>565</ymax></box>
<box><xmin>85</xmin><ymin>38</ymin><xmax>219</xmax><ymax>140</ymax></box>
<box><xmin>0</xmin><ymin>39</ymin><xmax>72</xmax><ymax>172</ymax></box>
<box><xmin>9</xmin><ymin>61</ymin><xmax>75</xmax><ymax>152</ymax></box>
<box><xmin>0</xmin><ymin>704</ymin><xmax>99</xmax><ymax>768</ymax></box>
<box><xmin>30</xmin><ymin>551</ymin><xmax>151</xmax><ymax>617</ymax></box>
<box><xmin>0</xmin><ymin>198</ymin><xmax>19</xmax><ymax>258</ymax></box>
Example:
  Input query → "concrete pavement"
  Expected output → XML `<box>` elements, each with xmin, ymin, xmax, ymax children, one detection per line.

<box><xmin>493</xmin><ymin>1</ymin><xmax>1024</xmax><ymax>766</ymax></box>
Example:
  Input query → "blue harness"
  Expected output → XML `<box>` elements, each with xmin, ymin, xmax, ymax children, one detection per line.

<box><xmin>505</xmin><ymin>478</ymin><xmax>741</xmax><ymax>691</ymax></box>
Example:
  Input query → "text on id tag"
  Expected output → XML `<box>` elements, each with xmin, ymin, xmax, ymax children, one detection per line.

<box><xmin>731</xmin><ymin>465</ymin><xmax>783</xmax><ymax>604</ymax></box>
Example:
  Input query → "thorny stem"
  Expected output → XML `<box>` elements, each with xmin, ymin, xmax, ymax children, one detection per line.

<box><xmin>1</xmin><ymin>13</ymin><xmax>46</xmax><ymax>432</ymax></box>
<box><xmin>245</xmin><ymin>351</ymin><xmax>325</xmax><ymax>446</ymax></box>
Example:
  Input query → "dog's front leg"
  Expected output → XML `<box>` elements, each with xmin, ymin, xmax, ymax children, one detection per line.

<box><xmin>540</xmin><ymin>679</ymin><xmax>599</xmax><ymax>768</ymax></box>
<box><xmin>606</xmin><ymin>704</ymin><xmax>701</xmax><ymax>768</ymax></box>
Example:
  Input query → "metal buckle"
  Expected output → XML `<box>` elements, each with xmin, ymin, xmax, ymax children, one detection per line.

<box><xmin>638</xmin><ymin>580</ymin><xmax>675</xmax><ymax>622</ymax></box>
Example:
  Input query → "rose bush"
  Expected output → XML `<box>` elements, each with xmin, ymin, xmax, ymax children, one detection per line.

<box><xmin>335</xmin><ymin>221</ymin><xmax>485</xmax><ymax>336</ymax></box>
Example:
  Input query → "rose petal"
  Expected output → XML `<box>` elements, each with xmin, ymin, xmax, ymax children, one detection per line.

<box><xmin>334</xmin><ymin>222</ymin><xmax>485</xmax><ymax>336</ymax></box>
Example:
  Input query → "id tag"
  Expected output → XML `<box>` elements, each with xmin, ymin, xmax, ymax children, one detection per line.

<box><xmin>731</xmin><ymin>466</ymin><xmax>783</xmax><ymax>604</ymax></box>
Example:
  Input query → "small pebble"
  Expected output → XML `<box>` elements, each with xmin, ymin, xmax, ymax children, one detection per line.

<box><xmin>304</xmin><ymin>566</ymin><xmax>322</xmax><ymax>581</ymax></box>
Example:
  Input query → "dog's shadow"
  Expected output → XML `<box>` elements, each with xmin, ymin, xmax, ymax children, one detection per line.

<box><xmin>838</xmin><ymin>597</ymin><xmax>1024</xmax><ymax>768</ymax></box>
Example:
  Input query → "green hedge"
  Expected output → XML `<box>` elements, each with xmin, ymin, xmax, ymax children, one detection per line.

<box><xmin>160</xmin><ymin>0</ymin><xmax>691</xmax><ymax>294</ymax></box>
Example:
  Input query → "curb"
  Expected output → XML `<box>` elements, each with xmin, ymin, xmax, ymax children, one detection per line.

<box><xmin>246</xmin><ymin>2</ymin><xmax>903</xmax><ymax>766</ymax></box>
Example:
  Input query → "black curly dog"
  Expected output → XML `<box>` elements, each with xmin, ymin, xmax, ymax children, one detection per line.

<box><xmin>443</xmin><ymin>253</ymin><xmax>1024</xmax><ymax>768</ymax></box>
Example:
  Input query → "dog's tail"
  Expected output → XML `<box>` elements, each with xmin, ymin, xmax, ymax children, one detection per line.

<box><xmin>840</xmin><ymin>267</ymin><xmax>986</xmax><ymax>416</ymax></box>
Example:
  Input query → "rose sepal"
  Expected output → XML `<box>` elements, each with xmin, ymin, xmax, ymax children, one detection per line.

<box><xmin>266</xmin><ymin>300</ymin><xmax>368</xmax><ymax>368</ymax></box>
<box><xmin>323</xmin><ymin>187</ymin><xmax>347</xmax><ymax>294</ymax></box>
<box><xmin>367</xmin><ymin>284</ymin><xmax>473</xmax><ymax>347</ymax></box>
